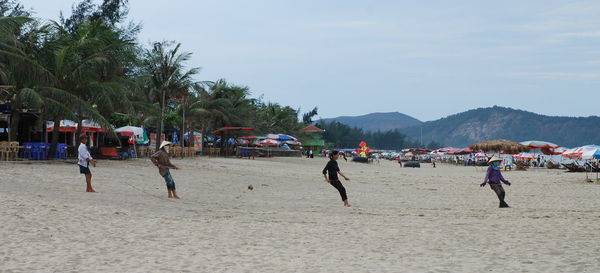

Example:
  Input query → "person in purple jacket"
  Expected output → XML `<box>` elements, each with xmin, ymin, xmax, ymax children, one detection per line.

<box><xmin>480</xmin><ymin>155</ymin><xmax>511</xmax><ymax>208</ymax></box>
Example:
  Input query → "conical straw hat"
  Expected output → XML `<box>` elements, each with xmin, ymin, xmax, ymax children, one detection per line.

<box><xmin>488</xmin><ymin>154</ymin><xmax>502</xmax><ymax>164</ymax></box>
<box><xmin>159</xmin><ymin>141</ymin><xmax>172</xmax><ymax>149</ymax></box>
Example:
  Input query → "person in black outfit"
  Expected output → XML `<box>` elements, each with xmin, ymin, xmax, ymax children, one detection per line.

<box><xmin>322</xmin><ymin>150</ymin><xmax>351</xmax><ymax>207</ymax></box>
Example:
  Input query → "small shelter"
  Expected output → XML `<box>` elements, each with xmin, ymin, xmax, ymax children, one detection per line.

<box><xmin>46</xmin><ymin>120</ymin><xmax>106</xmax><ymax>146</ymax></box>
<box><xmin>469</xmin><ymin>139</ymin><xmax>529</xmax><ymax>154</ymax></box>
<box><xmin>211</xmin><ymin>127</ymin><xmax>254</xmax><ymax>156</ymax></box>
<box><xmin>301</xmin><ymin>125</ymin><xmax>325</xmax><ymax>153</ymax></box>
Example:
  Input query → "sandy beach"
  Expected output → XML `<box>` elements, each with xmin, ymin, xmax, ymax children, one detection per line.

<box><xmin>2</xmin><ymin>156</ymin><xmax>600</xmax><ymax>272</ymax></box>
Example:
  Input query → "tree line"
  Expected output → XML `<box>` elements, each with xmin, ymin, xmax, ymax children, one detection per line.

<box><xmin>0</xmin><ymin>0</ymin><xmax>320</xmax><ymax>156</ymax></box>
<box><xmin>314</xmin><ymin>120</ymin><xmax>444</xmax><ymax>151</ymax></box>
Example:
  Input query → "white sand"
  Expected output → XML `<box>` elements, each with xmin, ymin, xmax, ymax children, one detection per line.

<box><xmin>1</xmin><ymin>156</ymin><xmax>600</xmax><ymax>272</ymax></box>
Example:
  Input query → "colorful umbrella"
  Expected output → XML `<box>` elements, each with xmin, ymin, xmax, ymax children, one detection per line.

<box><xmin>520</xmin><ymin>140</ymin><xmax>560</xmax><ymax>149</ymax></box>
<box><xmin>265</xmin><ymin>134</ymin><xmax>297</xmax><ymax>141</ymax></box>
<box><xmin>562</xmin><ymin>145</ymin><xmax>600</xmax><ymax>160</ymax></box>
<box><xmin>259</xmin><ymin>139</ymin><xmax>281</xmax><ymax>146</ymax></box>
<box><xmin>473</xmin><ymin>152</ymin><xmax>488</xmax><ymax>158</ymax></box>
<box><xmin>284</xmin><ymin>140</ymin><xmax>302</xmax><ymax>146</ymax></box>
<box><xmin>514</xmin><ymin>152</ymin><xmax>535</xmax><ymax>160</ymax></box>
<box><xmin>115</xmin><ymin>125</ymin><xmax>143</xmax><ymax>137</ymax></box>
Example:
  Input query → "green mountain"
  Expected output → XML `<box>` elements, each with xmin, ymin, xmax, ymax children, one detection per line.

<box><xmin>400</xmin><ymin>106</ymin><xmax>600</xmax><ymax>148</ymax></box>
<box><xmin>320</xmin><ymin>112</ymin><xmax>422</xmax><ymax>132</ymax></box>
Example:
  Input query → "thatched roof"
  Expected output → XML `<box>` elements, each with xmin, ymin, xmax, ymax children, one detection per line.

<box><xmin>301</xmin><ymin>125</ymin><xmax>324</xmax><ymax>133</ymax></box>
<box><xmin>469</xmin><ymin>139</ymin><xmax>529</xmax><ymax>154</ymax></box>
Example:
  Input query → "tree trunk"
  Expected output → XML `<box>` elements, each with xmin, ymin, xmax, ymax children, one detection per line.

<box><xmin>48</xmin><ymin>119</ymin><xmax>61</xmax><ymax>158</ymax></box>
<box><xmin>9</xmin><ymin>111</ymin><xmax>20</xmax><ymax>142</ymax></box>
<box><xmin>182</xmin><ymin>104</ymin><xmax>185</xmax><ymax>148</ymax></box>
<box><xmin>75</xmin><ymin>116</ymin><xmax>83</xmax><ymax>148</ymax></box>
<box><xmin>155</xmin><ymin>120</ymin><xmax>161</xmax><ymax>152</ymax></box>
<box><xmin>157</xmin><ymin>89</ymin><xmax>165</xmax><ymax>152</ymax></box>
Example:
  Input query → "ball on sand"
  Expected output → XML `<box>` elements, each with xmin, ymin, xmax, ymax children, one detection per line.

<box><xmin>248</xmin><ymin>185</ymin><xmax>254</xmax><ymax>190</ymax></box>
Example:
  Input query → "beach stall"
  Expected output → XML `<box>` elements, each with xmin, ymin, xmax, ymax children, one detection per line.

<box><xmin>46</xmin><ymin>120</ymin><xmax>105</xmax><ymax>146</ymax></box>
<box><xmin>470</xmin><ymin>139</ymin><xmax>529</xmax><ymax>169</ymax></box>
<box><xmin>211</xmin><ymin>127</ymin><xmax>254</xmax><ymax>156</ymax></box>
<box><xmin>114</xmin><ymin>126</ymin><xmax>149</xmax><ymax>158</ymax></box>
<box><xmin>561</xmin><ymin>145</ymin><xmax>600</xmax><ymax>180</ymax></box>
<box><xmin>300</xmin><ymin>125</ymin><xmax>325</xmax><ymax>157</ymax></box>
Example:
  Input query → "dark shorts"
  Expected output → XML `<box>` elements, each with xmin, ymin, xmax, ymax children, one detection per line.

<box><xmin>162</xmin><ymin>171</ymin><xmax>176</xmax><ymax>190</ymax></box>
<box><xmin>79</xmin><ymin>164</ymin><xmax>91</xmax><ymax>174</ymax></box>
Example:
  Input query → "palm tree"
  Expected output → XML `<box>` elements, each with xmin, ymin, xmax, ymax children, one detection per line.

<box><xmin>141</xmin><ymin>41</ymin><xmax>199</xmax><ymax>150</ymax></box>
<box><xmin>255</xmin><ymin>102</ymin><xmax>301</xmax><ymax>134</ymax></box>
<box><xmin>0</xmin><ymin>17</ymin><xmax>131</xmax><ymax>155</ymax></box>
<box><xmin>189</xmin><ymin>79</ymin><xmax>256</xmax><ymax>134</ymax></box>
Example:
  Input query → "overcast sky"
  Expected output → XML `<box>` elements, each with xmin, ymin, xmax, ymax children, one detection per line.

<box><xmin>20</xmin><ymin>0</ymin><xmax>600</xmax><ymax>121</ymax></box>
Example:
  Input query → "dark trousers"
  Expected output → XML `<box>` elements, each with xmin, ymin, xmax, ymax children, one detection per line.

<box><xmin>330</xmin><ymin>180</ymin><xmax>348</xmax><ymax>201</ymax></box>
<box><xmin>490</xmin><ymin>184</ymin><xmax>509</xmax><ymax>208</ymax></box>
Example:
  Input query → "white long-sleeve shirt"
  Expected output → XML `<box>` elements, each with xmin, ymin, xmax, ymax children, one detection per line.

<box><xmin>78</xmin><ymin>143</ymin><xmax>92</xmax><ymax>167</ymax></box>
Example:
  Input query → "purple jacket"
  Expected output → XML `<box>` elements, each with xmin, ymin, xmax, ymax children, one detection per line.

<box><xmin>483</xmin><ymin>165</ymin><xmax>509</xmax><ymax>184</ymax></box>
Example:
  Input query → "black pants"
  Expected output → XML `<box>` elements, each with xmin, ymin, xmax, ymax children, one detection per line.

<box><xmin>490</xmin><ymin>184</ymin><xmax>509</xmax><ymax>208</ymax></box>
<box><xmin>330</xmin><ymin>180</ymin><xmax>347</xmax><ymax>201</ymax></box>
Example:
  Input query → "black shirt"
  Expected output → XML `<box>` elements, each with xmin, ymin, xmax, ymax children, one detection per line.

<box><xmin>322</xmin><ymin>159</ymin><xmax>340</xmax><ymax>181</ymax></box>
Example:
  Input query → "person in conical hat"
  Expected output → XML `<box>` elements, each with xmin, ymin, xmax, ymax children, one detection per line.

<box><xmin>150</xmin><ymin>141</ymin><xmax>181</xmax><ymax>199</ymax></box>
<box><xmin>480</xmin><ymin>154</ymin><xmax>511</xmax><ymax>208</ymax></box>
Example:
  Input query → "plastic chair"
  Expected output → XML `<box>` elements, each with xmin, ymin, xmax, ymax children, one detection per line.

<box><xmin>55</xmin><ymin>144</ymin><xmax>67</xmax><ymax>160</ymax></box>
<box><xmin>31</xmin><ymin>143</ymin><xmax>43</xmax><ymax>160</ymax></box>
<box><xmin>21</xmin><ymin>142</ymin><xmax>32</xmax><ymax>160</ymax></box>
<box><xmin>129</xmin><ymin>148</ymin><xmax>137</xmax><ymax>159</ymax></box>
<box><xmin>0</xmin><ymin>141</ymin><xmax>8</xmax><ymax>161</ymax></box>
<box><xmin>9</xmin><ymin>142</ymin><xmax>20</xmax><ymax>161</ymax></box>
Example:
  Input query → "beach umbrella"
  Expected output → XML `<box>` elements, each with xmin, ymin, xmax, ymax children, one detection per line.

<box><xmin>266</xmin><ymin>134</ymin><xmax>297</xmax><ymax>141</ymax></box>
<box><xmin>448</xmin><ymin>148</ymin><xmax>473</xmax><ymax>155</ymax></box>
<box><xmin>541</xmin><ymin>146</ymin><xmax>567</xmax><ymax>155</ymax></box>
<box><xmin>115</xmin><ymin>125</ymin><xmax>144</xmax><ymax>137</ymax></box>
<box><xmin>563</xmin><ymin>145</ymin><xmax>600</xmax><ymax>160</ymax></box>
<box><xmin>236</xmin><ymin>138</ymin><xmax>250</xmax><ymax>145</ymax></box>
<box><xmin>438</xmin><ymin>147</ymin><xmax>455</xmax><ymax>153</ymax></box>
<box><xmin>520</xmin><ymin>140</ymin><xmax>560</xmax><ymax>149</ymax></box>
<box><xmin>514</xmin><ymin>152</ymin><xmax>535</xmax><ymax>160</ymax></box>
<box><xmin>582</xmin><ymin>148</ymin><xmax>600</xmax><ymax>160</ymax></box>
<box><xmin>473</xmin><ymin>152</ymin><xmax>488</xmax><ymax>158</ymax></box>
<box><xmin>259</xmin><ymin>139</ymin><xmax>281</xmax><ymax>146</ymax></box>
<box><xmin>115</xmin><ymin>125</ymin><xmax>149</xmax><ymax>145</ymax></box>
<box><xmin>469</xmin><ymin>139</ymin><xmax>529</xmax><ymax>154</ymax></box>
<box><xmin>284</xmin><ymin>140</ymin><xmax>302</xmax><ymax>146</ymax></box>
<box><xmin>562</xmin><ymin>146</ymin><xmax>594</xmax><ymax>159</ymax></box>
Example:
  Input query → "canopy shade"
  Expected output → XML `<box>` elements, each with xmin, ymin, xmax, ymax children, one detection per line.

<box><xmin>115</xmin><ymin>125</ymin><xmax>143</xmax><ymax>137</ymax></box>
<box><xmin>46</xmin><ymin>120</ymin><xmax>105</xmax><ymax>133</ymax></box>
<box><xmin>265</xmin><ymin>133</ymin><xmax>297</xmax><ymax>141</ymax></box>
<box><xmin>469</xmin><ymin>139</ymin><xmax>529</xmax><ymax>154</ymax></box>
<box><xmin>562</xmin><ymin>145</ymin><xmax>600</xmax><ymax>160</ymax></box>
<box><xmin>520</xmin><ymin>140</ymin><xmax>560</xmax><ymax>149</ymax></box>
<box><xmin>212</xmin><ymin>127</ymin><xmax>254</xmax><ymax>134</ymax></box>
<box><xmin>301</xmin><ymin>125</ymin><xmax>324</xmax><ymax>133</ymax></box>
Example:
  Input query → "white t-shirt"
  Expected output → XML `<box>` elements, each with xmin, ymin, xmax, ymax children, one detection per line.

<box><xmin>78</xmin><ymin>143</ymin><xmax>92</xmax><ymax>167</ymax></box>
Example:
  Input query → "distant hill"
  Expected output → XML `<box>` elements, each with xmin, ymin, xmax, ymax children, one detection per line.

<box><xmin>320</xmin><ymin>112</ymin><xmax>422</xmax><ymax>132</ymax></box>
<box><xmin>399</xmin><ymin>106</ymin><xmax>600</xmax><ymax>148</ymax></box>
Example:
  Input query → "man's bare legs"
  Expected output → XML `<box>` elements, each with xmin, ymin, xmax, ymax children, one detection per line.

<box><xmin>85</xmin><ymin>173</ymin><xmax>95</xmax><ymax>192</ymax></box>
<box><xmin>167</xmin><ymin>189</ymin><xmax>180</xmax><ymax>199</ymax></box>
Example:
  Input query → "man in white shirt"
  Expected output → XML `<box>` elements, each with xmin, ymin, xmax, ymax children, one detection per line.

<box><xmin>78</xmin><ymin>135</ymin><xmax>97</xmax><ymax>192</ymax></box>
